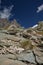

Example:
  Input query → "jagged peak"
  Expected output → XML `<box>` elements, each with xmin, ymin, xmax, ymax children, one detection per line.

<box><xmin>11</xmin><ymin>19</ymin><xmax>21</xmax><ymax>27</ymax></box>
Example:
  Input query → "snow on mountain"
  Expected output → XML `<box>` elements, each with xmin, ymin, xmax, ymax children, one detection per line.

<box><xmin>32</xmin><ymin>24</ymin><xmax>38</xmax><ymax>28</ymax></box>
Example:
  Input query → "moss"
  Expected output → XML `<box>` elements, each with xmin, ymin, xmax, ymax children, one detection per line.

<box><xmin>20</xmin><ymin>39</ymin><xmax>34</xmax><ymax>50</ymax></box>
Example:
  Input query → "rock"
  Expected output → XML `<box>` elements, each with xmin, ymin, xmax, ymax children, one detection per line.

<box><xmin>22</xmin><ymin>31</ymin><xmax>31</xmax><ymax>39</ymax></box>
<box><xmin>33</xmin><ymin>46</ymin><xmax>43</xmax><ymax>64</ymax></box>
<box><xmin>36</xmin><ymin>21</ymin><xmax>43</xmax><ymax>31</ymax></box>
<box><xmin>7</xmin><ymin>46</ymin><xmax>24</xmax><ymax>54</ymax></box>
<box><xmin>0</xmin><ymin>18</ymin><xmax>10</xmax><ymax>29</ymax></box>
<box><xmin>27</xmin><ymin>63</ymin><xmax>36</xmax><ymax>65</ymax></box>
<box><xmin>0</xmin><ymin>19</ymin><xmax>43</xmax><ymax>65</ymax></box>
<box><xmin>4</xmin><ymin>54</ymin><xmax>17</xmax><ymax>60</ymax></box>
<box><xmin>17</xmin><ymin>52</ymin><xmax>36</xmax><ymax>64</ymax></box>
<box><xmin>36</xmin><ymin>56</ymin><xmax>43</xmax><ymax>64</ymax></box>
<box><xmin>12</xmin><ymin>60</ymin><xmax>27</xmax><ymax>65</ymax></box>
<box><xmin>0</xmin><ymin>55</ymin><xmax>27</xmax><ymax>65</ymax></box>
<box><xmin>8</xmin><ymin>19</ymin><xmax>21</xmax><ymax>29</ymax></box>
<box><xmin>13</xmin><ymin>47</ymin><xmax>24</xmax><ymax>53</ymax></box>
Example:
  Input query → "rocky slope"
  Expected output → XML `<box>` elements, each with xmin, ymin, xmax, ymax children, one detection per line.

<box><xmin>0</xmin><ymin>19</ymin><xmax>43</xmax><ymax>65</ymax></box>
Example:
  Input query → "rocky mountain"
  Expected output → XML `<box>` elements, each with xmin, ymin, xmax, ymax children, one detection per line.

<box><xmin>0</xmin><ymin>18</ymin><xmax>21</xmax><ymax>29</ymax></box>
<box><xmin>0</xmin><ymin>19</ymin><xmax>43</xmax><ymax>65</ymax></box>
<box><xmin>0</xmin><ymin>18</ymin><xmax>10</xmax><ymax>29</ymax></box>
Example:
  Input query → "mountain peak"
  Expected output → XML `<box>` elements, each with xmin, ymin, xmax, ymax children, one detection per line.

<box><xmin>0</xmin><ymin>18</ymin><xmax>21</xmax><ymax>29</ymax></box>
<box><xmin>11</xmin><ymin>19</ymin><xmax>21</xmax><ymax>28</ymax></box>
<box><xmin>0</xmin><ymin>18</ymin><xmax>10</xmax><ymax>29</ymax></box>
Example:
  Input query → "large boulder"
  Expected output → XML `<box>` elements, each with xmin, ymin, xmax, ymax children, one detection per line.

<box><xmin>17</xmin><ymin>52</ymin><xmax>36</xmax><ymax>64</ymax></box>
<box><xmin>0</xmin><ymin>56</ymin><xmax>27</xmax><ymax>65</ymax></box>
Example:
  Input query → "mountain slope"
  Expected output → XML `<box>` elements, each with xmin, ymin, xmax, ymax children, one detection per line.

<box><xmin>0</xmin><ymin>20</ymin><xmax>43</xmax><ymax>65</ymax></box>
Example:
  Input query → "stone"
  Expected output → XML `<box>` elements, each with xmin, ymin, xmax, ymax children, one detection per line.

<box><xmin>27</xmin><ymin>63</ymin><xmax>36</xmax><ymax>65</ymax></box>
<box><xmin>17</xmin><ymin>52</ymin><xmax>36</xmax><ymax>64</ymax></box>
<box><xmin>4</xmin><ymin>54</ymin><xmax>17</xmax><ymax>60</ymax></box>
<box><xmin>0</xmin><ymin>55</ymin><xmax>27</xmax><ymax>65</ymax></box>
<box><xmin>33</xmin><ymin>46</ymin><xmax>43</xmax><ymax>64</ymax></box>
<box><xmin>0</xmin><ymin>20</ymin><xmax>43</xmax><ymax>65</ymax></box>
<box><xmin>36</xmin><ymin>56</ymin><xmax>43</xmax><ymax>64</ymax></box>
<box><xmin>7</xmin><ymin>46</ymin><xmax>24</xmax><ymax>54</ymax></box>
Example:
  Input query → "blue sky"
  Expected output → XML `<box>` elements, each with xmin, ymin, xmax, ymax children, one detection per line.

<box><xmin>0</xmin><ymin>0</ymin><xmax>43</xmax><ymax>28</ymax></box>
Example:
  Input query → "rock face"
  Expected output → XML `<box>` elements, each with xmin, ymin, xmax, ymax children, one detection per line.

<box><xmin>0</xmin><ymin>19</ymin><xmax>43</xmax><ymax>65</ymax></box>
<box><xmin>0</xmin><ymin>18</ymin><xmax>10</xmax><ymax>29</ymax></box>
<box><xmin>17</xmin><ymin>52</ymin><xmax>36</xmax><ymax>64</ymax></box>
<box><xmin>0</xmin><ymin>18</ymin><xmax>21</xmax><ymax>29</ymax></box>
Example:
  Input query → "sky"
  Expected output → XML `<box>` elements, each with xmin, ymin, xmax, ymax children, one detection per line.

<box><xmin>0</xmin><ymin>0</ymin><xmax>43</xmax><ymax>28</ymax></box>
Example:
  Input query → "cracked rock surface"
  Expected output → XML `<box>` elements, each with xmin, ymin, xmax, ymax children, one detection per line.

<box><xmin>0</xmin><ymin>19</ymin><xmax>43</xmax><ymax>65</ymax></box>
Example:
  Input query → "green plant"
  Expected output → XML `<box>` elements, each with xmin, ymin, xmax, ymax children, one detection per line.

<box><xmin>20</xmin><ymin>39</ymin><xmax>34</xmax><ymax>50</ymax></box>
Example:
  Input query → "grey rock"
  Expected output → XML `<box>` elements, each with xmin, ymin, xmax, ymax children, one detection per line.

<box><xmin>18</xmin><ymin>52</ymin><xmax>36</xmax><ymax>64</ymax></box>
<box><xmin>0</xmin><ymin>55</ymin><xmax>27</xmax><ymax>65</ymax></box>
<box><xmin>27</xmin><ymin>63</ymin><xmax>36</xmax><ymax>65</ymax></box>
<box><xmin>36</xmin><ymin>56</ymin><xmax>43</xmax><ymax>64</ymax></box>
<box><xmin>33</xmin><ymin>46</ymin><xmax>43</xmax><ymax>64</ymax></box>
<box><xmin>4</xmin><ymin>54</ymin><xmax>17</xmax><ymax>60</ymax></box>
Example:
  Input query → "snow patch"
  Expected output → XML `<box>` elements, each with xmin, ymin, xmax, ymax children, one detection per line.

<box><xmin>32</xmin><ymin>24</ymin><xmax>38</xmax><ymax>28</ymax></box>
